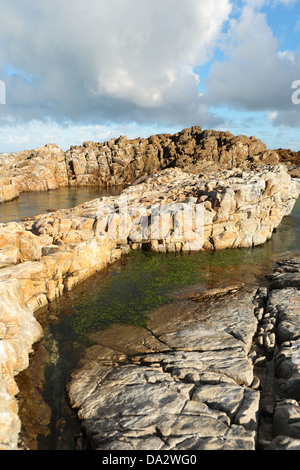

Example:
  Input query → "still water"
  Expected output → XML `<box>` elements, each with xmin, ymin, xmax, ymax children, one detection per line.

<box><xmin>0</xmin><ymin>186</ymin><xmax>124</xmax><ymax>224</ymax></box>
<box><xmin>9</xmin><ymin>195</ymin><xmax>300</xmax><ymax>450</ymax></box>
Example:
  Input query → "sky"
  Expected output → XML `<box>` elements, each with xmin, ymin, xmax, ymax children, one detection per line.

<box><xmin>0</xmin><ymin>0</ymin><xmax>300</xmax><ymax>153</ymax></box>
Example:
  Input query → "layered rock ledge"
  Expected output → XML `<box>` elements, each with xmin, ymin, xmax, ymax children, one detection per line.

<box><xmin>64</xmin><ymin>256</ymin><xmax>300</xmax><ymax>451</ymax></box>
<box><xmin>0</xmin><ymin>163</ymin><xmax>299</xmax><ymax>449</ymax></box>
<box><xmin>66</xmin><ymin>285</ymin><xmax>262</xmax><ymax>450</ymax></box>
<box><xmin>0</xmin><ymin>126</ymin><xmax>299</xmax><ymax>204</ymax></box>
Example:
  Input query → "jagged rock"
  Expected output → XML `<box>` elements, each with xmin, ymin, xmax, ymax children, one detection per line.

<box><xmin>257</xmin><ymin>257</ymin><xmax>300</xmax><ymax>449</ymax></box>
<box><xmin>0</xmin><ymin>144</ymin><xmax>68</xmax><ymax>202</ymax></box>
<box><xmin>27</xmin><ymin>164</ymin><xmax>300</xmax><ymax>254</ymax></box>
<box><xmin>0</xmin><ymin>223</ymin><xmax>42</xmax><ymax>268</ymax></box>
<box><xmin>0</xmin><ymin>127</ymin><xmax>299</xmax><ymax>450</ymax></box>
<box><xmin>0</xmin><ymin>163</ymin><xmax>299</xmax><ymax>449</ymax></box>
<box><xmin>0</xmin><ymin>127</ymin><xmax>297</xmax><ymax>204</ymax></box>
<box><xmin>66</xmin><ymin>287</ymin><xmax>259</xmax><ymax>450</ymax></box>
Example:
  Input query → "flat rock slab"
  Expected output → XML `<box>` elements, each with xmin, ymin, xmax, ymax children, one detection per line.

<box><xmin>67</xmin><ymin>287</ymin><xmax>260</xmax><ymax>450</ymax></box>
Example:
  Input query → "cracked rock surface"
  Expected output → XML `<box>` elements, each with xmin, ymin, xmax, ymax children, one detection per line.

<box><xmin>263</xmin><ymin>258</ymin><xmax>300</xmax><ymax>450</ymax></box>
<box><xmin>67</xmin><ymin>286</ymin><xmax>262</xmax><ymax>450</ymax></box>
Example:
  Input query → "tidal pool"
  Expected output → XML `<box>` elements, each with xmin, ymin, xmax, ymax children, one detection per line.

<box><xmin>15</xmin><ymin>198</ymin><xmax>300</xmax><ymax>450</ymax></box>
<box><xmin>0</xmin><ymin>186</ymin><xmax>124</xmax><ymax>224</ymax></box>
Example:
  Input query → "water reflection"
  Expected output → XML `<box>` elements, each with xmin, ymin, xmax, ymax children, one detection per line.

<box><xmin>0</xmin><ymin>186</ymin><xmax>124</xmax><ymax>224</ymax></box>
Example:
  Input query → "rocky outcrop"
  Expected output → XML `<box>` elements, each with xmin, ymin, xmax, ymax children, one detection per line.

<box><xmin>1</xmin><ymin>127</ymin><xmax>295</xmax><ymax>204</ymax></box>
<box><xmin>26</xmin><ymin>164</ymin><xmax>300</xmax><ymax>255</ymax></box>
<box><xmin>275</xmin><ymin>148</ymin><xmax>300</xmax><ymax>179</ymax></box>
<box><xmin>0</xmin><ymin>235</ymin><xmax>122</xmax><ymax>449</ymax></box>
<box><xmin>0</xmin><ymin>223</ymin><xmax>42</xmax><ymax>268</ymax></box>
<box><xmin>60</xmin><ymin>257</ymin><xmax>300</xmax><ymax>451</ymax></box>
<box><xmin>66</xmin><ymin>286</ymin><xmax>262</xmax><ymax>450</ymax></box>
<box><xmin>0</xmin><ymin>162</ymin><xmax>299</xmax><ymax>449</ymax></box>
<box><xmin>64</xmin><ymin>128</ymin><xmax>280</xmax><ymax>188</ymax></box>
<box><xmin>263</xmin><ymin>258</ymin><xmax>300</xmax><ymax>450</ymax></box>
<box><xmin>0</xmin><ymin>144</ymin><xmax>68</xmax><ymax>203</ymax></box>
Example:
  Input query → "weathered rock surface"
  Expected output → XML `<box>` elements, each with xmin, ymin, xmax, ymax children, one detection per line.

<box><xmin>66</xmin><ymin>286</ymin><xmax>262</xmax><ymax>450</ymax></box>
<box><xmin>246</xmin><ymin>257</ymin><xmax>300</xmax><ymax>450</ymax></box>
<box><xmin>62</xmin><ymin>256</ymin><xmax>300</xmax><ymax>451</ymax></box>
<box><xmin>0</xmin><ymin>223</ymin><xmax>42</xmax><ymax>268</ymax></box>
<box><xmin>0</xmin><ymin>163</ymin><xmax>299</xmax><ymax>450</ymax></box>
<box><xmin>0</xmin><ymin>127</ymin><xmax>297</xmax><ymax>204</ymax></box>
<box><xmin>265</xmin><ymin>258</ymin><xmax>300</xmax><ymax>450</ymax></box>
<box><xmin>27</xmin><ymin>164</ymin><xmax>300</xmax><ymax>255</ymax></box>
<box><xmin>275</xmin><ymin>148</ymin><xmax>300</xmax><ymax>179</ymax></box>
<box><xmin>0</xmin><ymin>131</ymin><xmax>299</xmax><ymax>450</ymax></box>
<box><xmin>0</xmin><ymin>144</ymin><xmax>68</xmax><ymax>203</ymax></box>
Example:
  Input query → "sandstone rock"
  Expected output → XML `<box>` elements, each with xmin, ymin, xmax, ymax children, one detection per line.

<box><xmin>0</xmin><ymin>144</ymin><xmax>67</xmax><ymax>202</ymax></box>
<box><xmin>0</xmin><ymin>127</ymin><xmax>298</xmax><ymax>204</ymax></box>
<box><xmin>66</xmin><ymin>287</ymin><xmax>260</xmax><ymax>450</ymax></box>
<box><xmin>0</xmin><ymin>138</ymin><xmax>299</xmax><ymax>450</ymax></box>
<box><xmin>267</xmin><ymin>435</ymin><xmax>300</xmax><ymax>450</ymax></box>
<box><xmin>0</xmin><ymin>177</ymin><xmax>19</xmax><ymax>203</ymax></box>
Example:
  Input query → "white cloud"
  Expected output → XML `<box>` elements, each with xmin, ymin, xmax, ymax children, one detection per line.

<box><xmin>1</xmin><ymin>0</ymin><xmax>300</xmax><ymax>153</ymax></box>
<box><xmin>0</xmin><ymin>0</ymin><xmax>231</xmax><ymax>128</ymax></box>
<box><xmin>204</xmin><ymin>2</ymin><xmax>300</xmax><ymax>127</ymax></box>
<box><xmin>267</xmin><ymin>110</ymin><xmax>279</xmax><ymax>120</ymax></box>
<box><xmin>278</xmin><ymin>50</ymin><xmax>295</xmax><ymax>63</ymax></box>
<box><xmin>274</xmin><ymin>0</ymin><xmax>299</xmax><ymax>5</ymax></box>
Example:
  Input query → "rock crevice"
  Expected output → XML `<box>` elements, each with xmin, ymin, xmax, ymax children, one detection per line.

<box><xmin>0</xmin><ymin>129</ymin><xmax>299</xmax><ymax>450</ymax></box>
<box><xmin>66</xmin><ymin>286</ymin><xmax>261</xmax><ymax>450</ymax></box>
<box><xmin>1</xmin><ymin>126</ymin><xmax>298</xmax><ymax>204</ymax></box>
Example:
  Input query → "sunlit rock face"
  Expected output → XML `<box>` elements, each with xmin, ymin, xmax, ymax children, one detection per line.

<box><xmin>65</xmin><ymin>285</ymin><xmax>262</xmax><ymax>451</ymax></box>
<box><xmin>0</xmin><ymin>126</ymin><xmax>293</xmax><ymax>203</ymax></box>
<box><xmin>0</xmin><ymin>130</ymin><xmax>299</xmax><ymax>450</ymax></box>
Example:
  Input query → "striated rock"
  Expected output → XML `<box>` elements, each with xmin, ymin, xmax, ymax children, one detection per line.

<box><xmin>0</xmin><ymin>163</ymin><xmax>299</xmax><ymax>448</ymax></box>
<box><xmin>256</xmin><ymin>257</ymin><xmax>300</xmax><ymax>450</ymax></box>
<box><xmin>0</xmin><ymin>223</ymin><xmax>41</xmax><ymax>268</ymax></box>
<box><xmin>0</xmin><ymin>151</ymin><xmax>299</xmax><ymax>449</ymax></box>
<box><xmin>0</xmin><ymin>177</ymin><xmax>19</xmax><ymax>203</ymax></box>
<box><xmin>66</xmin><ymin>287</ymin><xmax>260</xmax><ymax>450</ymax></box>
<box><xmin>28</xmin><ymin>164</ymin><xmax>299</xmax><ymax>255</ymax></box>
<box><xmin>0</xmin><ymin>276</ymin><xmax>43</xmax><ymax>450</ymax></box>
<box><xmin>63</xmin><ymin>128</ymin><xmax>279</xmax><ymax>189</ymax></box>
<box><xmin>0</xmin><ymin>144</ymin><xmax>68</xmax><ymax>202</ymax></box>
<box><xmin>1</xmin><ymin>127</ymin><xmax>298</xmax><ymax>204</ymax></box>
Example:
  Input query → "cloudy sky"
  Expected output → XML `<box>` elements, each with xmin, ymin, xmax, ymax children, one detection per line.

<box><xmin>0</xmin><ymin>0</ymin><xmax>300</xmax><ymax>153</ymax></box>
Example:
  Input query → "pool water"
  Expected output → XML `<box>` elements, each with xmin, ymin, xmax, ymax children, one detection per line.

<box><xmin>15</xmin><ymin>198</ymin><xmax>300</xmax><ymax>449</ymax></box>
<box><xmin>0</xmin><ymin>186</ymin><xmax>124</xmax><ymax>224</ymax></box>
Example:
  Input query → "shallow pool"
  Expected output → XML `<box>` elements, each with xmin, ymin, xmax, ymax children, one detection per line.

<box><xmin>15</xmin><ymin>198</ymin><xmax>300</xmax><ymax>450</ymax></box>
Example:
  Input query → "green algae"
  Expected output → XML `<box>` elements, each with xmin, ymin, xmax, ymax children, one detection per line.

<box><xmin>69</xmin><ymin>198</ymin><xmax>300</xmax><ymax>342</ymax></box>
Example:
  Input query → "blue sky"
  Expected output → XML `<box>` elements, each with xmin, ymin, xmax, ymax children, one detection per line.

<box><xmin>0</xmin><ymin>0</ymin><xmax>300</xmax><ymax>153</ymax></box>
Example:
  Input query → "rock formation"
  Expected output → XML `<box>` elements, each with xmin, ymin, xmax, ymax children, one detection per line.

<box><xmin>0</xmin><ymin>127</ymin><xmax>300</xmax><ymax>450</ymax></box>
<box><xmin>64</xmin><ymin>256</ymin><xmax>300</xmax><ymax>451</ymax></box>
<box><xmin>0</xmin><ymin>144</ymin><xmax>68</xmax><ymax>203</ymax></box>
<box><xmin>275</xmin><ymin>148</ymin><xmax>300</xmax><ymax>178</ymax></box>
<box><xmin>0</xmin><ymin>160</ymin><xmax>299</xmax><ymax>450</ymax></box>
<box><xmin>1</xmin><ymin>126</ymin><xmax>297</xmax><ymax>204</ymax></box>
<box><xmin>66</xmin><ymin>285</ymin><xmax>262</xmax><ymax>450</ymax></box>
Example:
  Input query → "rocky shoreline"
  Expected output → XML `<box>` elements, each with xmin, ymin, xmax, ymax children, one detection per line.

<box><xmin>0</xmin><ymin>127</ymin><xmax>300</xmax><ymax>450</ymax></box>
<box><xmin>1</xmin><ymin>126</ymin><xmax>300</xmax><ymax>205</ymax></box>
<box><xmin>65</xmin><ymin>257</ymin><xmax>300</xmax><ymax>450</ymax></box>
